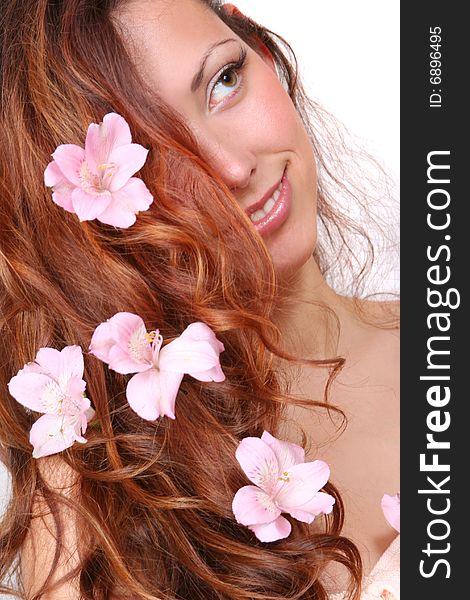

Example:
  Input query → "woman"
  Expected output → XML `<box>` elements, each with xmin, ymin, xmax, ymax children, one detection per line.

<box><xmin>0</xmin><ymin>0</ymin><xmax>399</xmax><ymax>598</ymax></box>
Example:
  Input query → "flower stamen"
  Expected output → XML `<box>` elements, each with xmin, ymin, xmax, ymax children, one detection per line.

<box><xmin>146</xmin><ymin>331</ymin><xmax>157</xmax><ymax>344</ymax></box>
<box><xmin>278</xmin><ymin>470</ymin><xmax>290</xmax><ymax>483</ymax></box>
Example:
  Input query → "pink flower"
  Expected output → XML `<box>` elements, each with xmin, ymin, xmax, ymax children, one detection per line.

<box><xmin>381</xmin><ymin>492</ymin><xmax>400</xmax><ymax>532</ymax></box>
<box><xmin>89</xmin><ymin>312</ymin><xmax>225</xmax><ymax>420</ymax></box>
<box><xmin>232</xmin><ymin>431</ymin><xmax>335</xmax><ymax>542</ymax></box>
<box><xmin>7</xmin><ymin>346</ymin><xmax>95</xmax><ymax>459</ymax></box>
<box><xmin>44</xmin><ymin>112</ymin><xmax>153</xmax><ymax>227</ymax></box>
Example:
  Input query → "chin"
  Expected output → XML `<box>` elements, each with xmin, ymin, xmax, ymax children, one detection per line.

<box><xmin>269</xmin><ymin>229</ymin><xmax>317</xmax><ymax>279</ymax></box>
<box><xmin>267</xmin><ymin>200</ymin><xmax>317</xmax><ymax>278</ymax></box>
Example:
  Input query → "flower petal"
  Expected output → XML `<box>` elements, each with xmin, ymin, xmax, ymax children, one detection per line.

<box><xmin>232</xmin><ymin>485</ymin><xmax>281</xmax><ymax>526</ymax></box>
<box><xmin>157</xmin><ymin>369</ymin><xmax>185</xmax><ymax>419</ymax></box>
<box><xmin>108</xmin><ymin>345</ymin><xmax>153</xmax><ymax>374</ymax></box>
<box><xmin>21</xmin><ymin>362</ymin><xmax>44</xmax><ymax>375</ymax></box>
<box><xmin>248</xmin><ymin>516</ymin><xmax>291</xmax><ymax>543</ymax></box>
<box><xmin>158</xmin><ymin>330</ymin><xmax>224</xmax><ymax>380</ymax></box>
<box><xmin>169</xmin><ymin>322</ymin><xmax>225</xmax><ymax>382</ymax></box>
<box><xmin>51</xmin><ymin>144</ymin><xmax>85</xmax><ymax>187</ymax></box>
<box><xmin>29</xmin><ymin>347</ymin><xmax>60</xmax><ymax>378</ymax></box>
<box><xmin>98</xmin><ymin>177</ymin><xmax>154</xmax><ymax>228</ymax></box>
<box><xmin>261</xmin><ymin>431</ymin><xmax>305</xmax><ymax>470</ymax></box>
<box><xmin>84</xmin><ymin>113</ymin><xmax>132</xmax><ymax>174</ymax></box>
<box><xmin>275</xmin><ymin>460</ymin><xmax>331</xmax><ymax>510</ymax></box>
<box><xmin>8</xmin><ymin>370</ymin><xmax>55</xmax><ymax>413</ymax></box>
<box><xmin>63</xmin><ymin>377</ymin><xmax>89</xmax><ymax>414</ymax></box>
<box><xmin>107</xmin><ymin>144</ymin><xmax>149</xmax><ymax>192</ymax></box>
<box><xmin>126</xmin><ymin>369</ymin><xmax>183</xmax><ymax>421</ymax></box>
<box><xmin>44</xmin><ymin>160</ymin><xmax>65</xmax><ymax>187</ymax></box>
<box><xmin>51</xmin><ymin>188</ymin><xmax>75</xmax><ymax>213</ymax></box>
<box><xmin>89</xmin><ymin>320</ymin><xmax>115</xmax><ymax>363</ymax></box>
<box><xmin>30</xmin><ymin>414</ymin><xmax>85</xmax><ymax>459</ymax></box>
<box><xmin>286</xmin><ymin>491</ymin><xmax>336</xmax><ymax>523</ymax></box>
<box><xmin>35</xmin><ymin>346</ymin><xmax>84</xmax><ymax>382</ymax></box>
<box><xmin>106</xmin><ymin>312</ymin><xmax>153</xmax><ymax>373</ymax></box>
<box><xmin>71</xmin><ymin>187</ymin><xmax>112</xmax><ymax>222</ymax></box>
<box><xmin>235</xmin><ymin>437</ymin><xmax>280</xmax><ymax>495</ymax></box>
<box><xmin>188</xmin><ymin>364</ymin><xmax>226</xmax><ymax>383</ymax></box>
<box><xmin>180</xmin><ymin>322</ymin><xmax>225</xmax><ymax>353</ymax></box>
<box><xmin>44</xmin><ymin>162</ymin><xmax>75</xmax><ymax>212</ymax></box>
<box><xmin>381</xmin><ymin>493</ymin><xmax>400</xmax><ymax>532</ymax></box>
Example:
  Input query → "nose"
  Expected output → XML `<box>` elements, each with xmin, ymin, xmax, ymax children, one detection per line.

<box><xmin>197</xmin><ymin>133</ymin><xmax>256</xmax><ymax>192</ymax></box>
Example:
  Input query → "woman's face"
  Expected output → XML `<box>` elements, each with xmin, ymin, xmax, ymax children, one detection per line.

<box><xmin>115</xmin><ymin>0</ymin><xmax>317</xmax><ymax>275</ymax></box>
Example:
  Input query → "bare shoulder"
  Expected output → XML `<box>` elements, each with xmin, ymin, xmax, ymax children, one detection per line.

<box><xmin>20</xmin><ymin>456</ymin><xmax>82</xmax><ymax>599</ymax></box>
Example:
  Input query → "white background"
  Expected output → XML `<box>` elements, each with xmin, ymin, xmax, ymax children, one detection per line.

<box><xmin>0</xmin><ymin>2</ymin><xmax>400</xmax><ymax>594</ymax></box>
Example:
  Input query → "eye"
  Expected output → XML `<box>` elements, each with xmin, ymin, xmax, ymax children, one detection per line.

<box><xmin>210</xmin><ymin>67</ymin><xmax>241</xmax><ymax>107</ymax></box>
<box><xmin>208</xmin><ymin>48</ymin><xmax>247</xmax><ymax>111</ymax></box>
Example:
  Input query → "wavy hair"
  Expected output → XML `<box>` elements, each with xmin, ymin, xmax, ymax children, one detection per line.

<box><xmin>0</xmin><ymin>1</ymin><xmax>366</xmax><ymax>598</ymax></box>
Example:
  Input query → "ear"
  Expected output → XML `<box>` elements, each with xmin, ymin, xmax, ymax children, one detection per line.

<box><xmin>221</xmin><ymin>3</ymin><xmax>277</xmax><ymax>73</ymax></box>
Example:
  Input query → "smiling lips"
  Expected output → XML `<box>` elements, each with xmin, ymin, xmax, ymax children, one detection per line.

<box><xmin>244</xmin><ymin>167</ymin><xmax>292</xmax><ymax>236</ymax></box>
<box><xmin>245</xmin><ymin>175</ymin><xmax>284</xmax><ymax>220</ymax></box>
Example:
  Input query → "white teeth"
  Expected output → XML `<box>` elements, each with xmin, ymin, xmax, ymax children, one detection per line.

<box><xmin>249</xmin><ymin>181</ymin><xmax>283</xmax><ymax>223</ymax></box>
<box><xmin>263</xmin><ymin>197</ymin><xmax>276</xmax><ymax>213</ymax></box>
<box><xmin>251</xmin><ymin>209</ymin><xmax>266</xmax><ymax>221</ymax></box>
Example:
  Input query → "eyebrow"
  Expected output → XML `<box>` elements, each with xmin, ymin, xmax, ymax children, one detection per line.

<box><xmin>190</xmin><ymin>37</ymin><xmax>239</xmax><ymax>93</ymax></box>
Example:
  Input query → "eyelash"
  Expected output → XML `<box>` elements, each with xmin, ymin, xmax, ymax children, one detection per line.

<box><xmin>208</xmin><ymin>47</ymin><xmax>248</xmax><ymax>111</ymax></box>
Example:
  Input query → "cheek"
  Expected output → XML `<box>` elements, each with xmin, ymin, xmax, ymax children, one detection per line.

<box><xmin>232</xmin><ymin>67</ymin><xmax>302</xmax><ymax>151</ymax></box>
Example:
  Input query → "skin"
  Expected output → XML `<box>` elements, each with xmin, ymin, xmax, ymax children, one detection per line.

<box><xmin>114</xmin><ymin>0</ymin><xmax>400</xmax><ymax>590</ymax></box>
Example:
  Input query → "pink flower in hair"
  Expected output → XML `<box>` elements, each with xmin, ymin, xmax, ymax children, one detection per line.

<box><xmin>232</xmin><ymin>431</ymin><xmax>335</xmax><ymax>542</ymax></box>
<box><xmin>381</xmin><ymin>492</ymin><xmax>400</xmax><ymax>532</ymax></box>
<box><xmin>89</xmin><ymin>312</ymin><xmax>225</xmax><ymax>420</ymax></box>
<box><xmin>7</xmin><ymin>346</ymin><xmax>95</xmax><ymax>459</ymax></box>
<box><xmin>44</xmin><ymin>112</ymin><xmax>153</xmax><ymax>227</ymax></box>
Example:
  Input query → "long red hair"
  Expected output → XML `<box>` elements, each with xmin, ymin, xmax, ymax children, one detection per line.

<box><xmin>0</xmin><ymin>1</ymin><xmax>364</xmax><ymax>598</ymax></box>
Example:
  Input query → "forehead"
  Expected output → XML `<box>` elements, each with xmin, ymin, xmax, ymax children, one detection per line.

<box><xmin>114</xmin><ymin>0</ymin><xmax>238</xmax><ymax>91</ymax></box>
